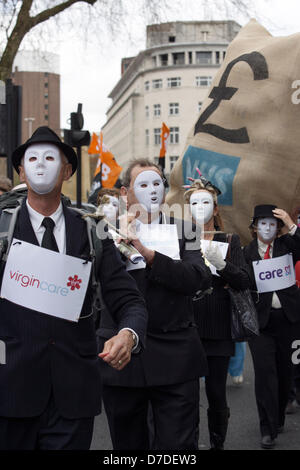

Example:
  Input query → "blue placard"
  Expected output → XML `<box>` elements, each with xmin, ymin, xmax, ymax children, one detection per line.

<box><xmin>182</xmin><ymin>146</ymin><xmax>241</xmax><ymax>206</ymax></box>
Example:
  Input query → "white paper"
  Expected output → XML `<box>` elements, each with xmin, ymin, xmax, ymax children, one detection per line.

<box><xmin>126</xmin><ymin>224</ymin><xmax>180</xmax><ymax>271</ymax></box>
<box><xmin>0</xmin><ymin>239</ymin><xmax>92</xmax><ymax>322</ymax></box>
<box><xmin>253</xmin><ymin>253</ymin><xmax>296</xmax><ymax>293</ymax></box>
<box><xmin>200</xmin><ymin>240</ymin><xmax>229</xmax><ymax>276</ymax></box>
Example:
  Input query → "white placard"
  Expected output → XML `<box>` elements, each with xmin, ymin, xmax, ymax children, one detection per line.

<box><xmin>0</xmin><ymin>239</ymin><xmax>92</xmax><ymax>322</ymax></box>
<box><xmin>126</xmin><ymin>224</ymin><xmax>180</xmax><ymax>271</ymax></box>
<box><xmin>201</xmin><ymin>240</ymin><xmax>229</xmax><ymax>276</ymax></box>
<box><xmin>252</xmin><ymin>253</ymin><xmax>296</xmax><ymax>293</ymax></box>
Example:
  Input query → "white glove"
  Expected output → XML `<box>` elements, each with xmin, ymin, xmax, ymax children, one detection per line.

<box><xmin>204</xmin><ymin>244</ymin><xmax>226</xmax><ymax>271</ymax></box>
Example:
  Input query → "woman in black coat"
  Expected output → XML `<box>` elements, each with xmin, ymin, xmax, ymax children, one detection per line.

<box><xmin>243</xmin><ymin>204</ymin><xmax>300</xmax><ymax>449</ymax></box>
<box><xmin>184</xmin><ymin>173</ymin><xmax>250</xmax><ymax>450</ymax></box>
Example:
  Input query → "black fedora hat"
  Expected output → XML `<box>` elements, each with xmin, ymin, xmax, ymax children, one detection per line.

<box><xmin>11</xmin><ymin>126</ymin><xmax>77</xmax><ymax>175</ymax></box>
<box><xmin>250</xmin><ymin>204</ymin><xmax>283</xmax><ymax>227</ymax></box>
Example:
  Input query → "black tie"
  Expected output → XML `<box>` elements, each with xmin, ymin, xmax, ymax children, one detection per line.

<box><xmin>41</xmin><ymin>217</ymin><xmax>59</xmax><ymax>252</ymax></box>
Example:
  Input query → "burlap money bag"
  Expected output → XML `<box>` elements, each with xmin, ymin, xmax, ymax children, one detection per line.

<box><xmin>166</xmin><ymin>19</ymin><xmax>300</xmax><ymax>244</ymax></box>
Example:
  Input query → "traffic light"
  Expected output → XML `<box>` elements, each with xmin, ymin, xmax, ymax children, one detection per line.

<box><xmin>0</xmin><ymin>79</ymin><xmax>22</xmax><ymax>179</ymax></box>
<box><xmin>63</xmin><ymin>103</ymin><xmax>90</xmax><ymax>148</ymax></box>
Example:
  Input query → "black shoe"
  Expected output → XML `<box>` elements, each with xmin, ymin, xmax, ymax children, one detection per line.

<box><xmin>261</xmin><ymin>435</ymin><xmax>276</xmax><ymax>449</ymax></box>
<box><xmin>285</xmin><ymin>400</ymin><xmax>297</xmax><ymax>414</ymax></box>
<box><xmin>207</xmin><ymin>408</ymin><xmax>230</xmax><ymax>450</ymax></box>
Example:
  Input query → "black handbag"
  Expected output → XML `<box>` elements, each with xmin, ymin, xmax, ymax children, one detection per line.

<box><xmin>226</xmin><ymin>234</ymin><xmax>259</xmax><ymax>342</ymax></box>
<box><xmin>228</xmin><ymin>287</ymin><xmax>259</xmax><ymax>341</ymax></box>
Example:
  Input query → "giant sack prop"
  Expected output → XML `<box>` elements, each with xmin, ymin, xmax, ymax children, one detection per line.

<box><xmin>167</xmin><ymin>19</ymin><xmax>300</xmax><ymax>244</ymax></box>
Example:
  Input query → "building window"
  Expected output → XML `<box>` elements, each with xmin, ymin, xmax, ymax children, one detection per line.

<box><xmin>44</xmin><ymin>82</ymin><xmax>48</xmax><ymax>88</ymax></box>
<box><xmin>169</xmin><ymin>102</ymin><xmax>179</xmax><ymax>115</ymax></box>
<box><xmin>188</xmin><ymin>52</ymin><xmax>193</xmax><ymax>64</ymax></box>
<box><xmin>145</xmin><ymin>129</ymin><xmax>149</xmax><ymax>146</ymax></box>
<box><xmin>160</xmin><ymin>54</ymin><xmax>168</xmax><ymax>66</ymax></box>
<box><xmin>216</xmin><ymin>51</ymin><xmax>220</xmax><ymax>64</ymax></box>
<box><xmin>44</xmin><ymin>114</ymin><xmax>49</xmax><ymax>121</ymax></box>
<box><xmin>154</xmin><ymin>156</ymin><xmax>160</xmax><ymax>165</ymax></box>
<box><xmin>44</xmin><ymin>93</ymin><xmax>48</xmax><ymax>99</ymax></box>
<box><xmin>202</xmin><ymin>31</ymin><xmax>209</xmax><ymax>42</ymax></box>
<box><xmin>145</xmin><ymin>81</ymin><xmax>150</xmax><ymax>91</ymax></box>
<box><xmin>154</xmin><ymin>128</ymin><xmax>161</xmax><ymax>145</ymax></box>
<box><xmin>198</xmin><ymin>102</ymin><xmax>203</xmax><ymax>112</ymax></box>
<box><xmin>172</xmin><ymin>52</ymin><xmax>185</xmax><ymax>65</ymax></box>
<box><xmin>223</xmin><ymin>51</ymin><xmax>226</xmax><ymax>59</ymax></box>
<box><xmin>170</xmin><ymin>127</ymin><xmax>179</xmax><ymax>144</ymax></box>
<box><xmin>153</xmin><ymin>104</ymin><xmax>161</xmax><ymax>117</ymax></box>
<box><xmin>167</xmin><ymin>77</ymin><xmax>181</xmax><ymax>88</ymax></box>
<box><xmin>44</xmin><ymin>104</ymin><xmax>48</xmax><ymax>110</ymax></box>
<box><xmin>169</xmin><ymin>36</ymin><xmax>176</xmax><ymax>43</ymax></box>
<box><xmin>44</xmin><ymin>72</ymin><xmax>49</xmax><ymax>77</ymax></box>
<box><xmin>152</xmin><ymin>79</ymin><xmax>162</xmax><ymax>89</ymax></box>
<box><xmin>196</xmin><ymin>76</ymin><xmax>212</xmax><ymax>87</ymax></box>
<box><xmin>170</xmin><ymin>156</ymin><xmax>179</xmax><ymax>170</ymax></box>
<box><xmin>145</xmin><ymin>106</ymin><xmax>149</xmax><ymax>118</ymax></box>
<box><xmin>196</xmin><ymin>51</ymin><xmax>212</xmax><ymax>65</ymax></box>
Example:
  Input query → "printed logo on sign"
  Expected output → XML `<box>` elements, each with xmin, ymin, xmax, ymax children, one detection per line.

<box><xmin>258</xmin><ymin>263</ymin><xmax>292</xmax><ymax>281</ymax></box>
<box><xmin>67</xmin><ymin>275</ymin><xmax>82</xmax><ymax>291</ymax></box>
<box><xmin>182</xmin><ymin>146</ymin><xmax>241</xmax><ymax>206</ymax></box>
<box><xmin>8</xmin><ymin>270</ymin><xmax>83</xmax><ymax>297</ymax></box>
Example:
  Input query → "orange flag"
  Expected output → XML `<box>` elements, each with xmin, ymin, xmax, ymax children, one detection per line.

<box><xmin>159</xmin><ymin>122</ymin><xmax>170</xmax><ymax>158</ymax></box>
<box><xmin>88</xmin><ymin>133</ymin><xmax>101</xmax><ymax>154</ymax></box>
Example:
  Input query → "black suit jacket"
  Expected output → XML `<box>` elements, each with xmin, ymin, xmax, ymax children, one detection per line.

<box><xmin>97</xmin><ymin>216</ymin><xmax>212</xmax><ymax>387</ymax></box>
<box><xmin>0</xmin><ymin>199</ymin><xmax>147</xmax><ymax>418</ymax></box>
<box><xmin>243</xmin><ymin>228</ymin><xmax>300</xmax><ymax>329</ymax></box>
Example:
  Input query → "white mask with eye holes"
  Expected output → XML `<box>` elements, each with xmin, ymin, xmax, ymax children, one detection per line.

<box><xmin>24</xmin><ymin>143</ymin><xmax>62</xmax><ymax>195</ymax></box>
<box><xmin>189</xmin><ymin>191</ymin><xmax>214</xmax><ymax>224</ymax></box>
<box><xmin>257</xmin><ymin>217</ymin><xmax>278</xmax><ymax>243</ymax></box>
<box><xmin>100</xmin><ymin>195</ymin><xmax>119</xmax><ymax>221</ymax></box>
<box><xmin>133</xmin><ymin>170</ymin><xmax>164</xmax><ymax>213</ymax></box>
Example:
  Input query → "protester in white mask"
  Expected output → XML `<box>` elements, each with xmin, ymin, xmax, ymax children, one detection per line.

<box><xmin>98</xmin><ymin>158</ymin><xmax>211</xmax><ymax>451</ymax></box>
<box><xmin>96</xmin><ymin>188</ymin><xmax>120</xmax><ymax>224</ymax></box>
<box><xmin>184</xmin><ymin>170</ymin><xmax>250</xmax><ymax>450</ymax></box>
<box><xmin>0</xmin><ymin>126</ymin><xmax>147</xmax><ymax>451</ymax></box>
<box><xmin>244</xmin><ymin>204</ymin><xmax>300</xmax><ymax>449</ymax></box>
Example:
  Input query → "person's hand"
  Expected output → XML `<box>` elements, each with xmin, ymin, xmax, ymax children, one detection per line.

<box><xmin>272</xmin><ymin>208</ymin><xmax>294</xmax><ymax>230</ymax></box>
<box><xmin>205</xmin><ymin>243</ymin><xmax>226</xmax><ymax>271</ymax></box>
<box><xmin>98</xmin><ymin>330</ymin><xmax>135</xmax><ymax>371</ymax></box>
<box><xmin>118</xmin><ymin>212</ymin><xmax>155</xmax><ymax>265</ymax></box>
<box><xmin>118</xmin><ymin>212</ymin><xmax>138</xmax><ymax>242</ymax></box>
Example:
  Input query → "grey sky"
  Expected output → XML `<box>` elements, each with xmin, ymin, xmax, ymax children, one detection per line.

<box><xmin>58</xmin><ymin>0</ymin><xmax>300</xmax><ymax>133</ymax></box>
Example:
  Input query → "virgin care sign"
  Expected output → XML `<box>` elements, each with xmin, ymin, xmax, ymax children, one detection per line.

<box><xmin>0</xmin><ymin>239</ymin><xmax>92</xmax><ymax>322</ymax></box>
<box><xmin>167</xmin><ymin>20</ymin><xmax>300</xmax><ymax>244</ymax></box>
<box><xmin>252</xmin><ymin>254</ymin><xmax>296</xmax><ymax>293</ymax></box>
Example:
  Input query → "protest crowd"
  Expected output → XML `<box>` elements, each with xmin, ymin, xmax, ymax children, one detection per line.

<box><xmin>0</xmin><ymin>124</ymin><xmax>299</xmax><ymax>452</ymax></box>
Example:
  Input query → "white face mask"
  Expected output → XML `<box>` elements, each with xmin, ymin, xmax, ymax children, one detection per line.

<box><xmin>257</xmin><ymin>217</ymin><xmax>278</xmax><ymax>243</ymax></box>
<box><xmin>133</xmin><ymin>170</ymin><xmax>164</xmax><ymax>213</ymax></box>
<box><xmin>24</xmin><ymin>143</ymin><xmax>62</xmax><ymax>195</ymax></box>
<box><xmin>190</xmin><ymin>191</ymin><xmax>214</xmax><ymax>224</ymax></box>
<box><xmin>100</xmin><ymin>195</ymin><xmax>119</xmax><ymax>221</ymax></box>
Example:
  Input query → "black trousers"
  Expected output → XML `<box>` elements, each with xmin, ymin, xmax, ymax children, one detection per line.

<box><xmin>248</xmin><ymin>308</ymin><xmax>296</xmax><ymax>440</ymax></box>
<box><xmin>102</xmin><ymin>380</ymin><xmax>199</xmax><ymax>450</ymax></box>
<box><xmin>0</xmin><ymin>393</ymin><xmax>94</xmax><ymax>450</ymax></box>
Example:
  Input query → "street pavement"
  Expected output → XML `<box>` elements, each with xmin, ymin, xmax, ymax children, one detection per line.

<box><xmin>91</xmin><ymin>345</ymin><xmax>300</xmax><ymax>451</ymax></box>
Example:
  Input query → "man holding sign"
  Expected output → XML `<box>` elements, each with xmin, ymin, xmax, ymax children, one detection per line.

<box><xmin>0</xmin><ymin>127</ymin><xmax>147</xmax><ymax>450</ymax></box>
<box><xmin>97</xmin><ymin>158</ymin><xmax>212</xmax><ymax>450</ymax></box>
<box><xmin>244</xmin><ymin>204</ymin><xmax>300</xmax><ymax>449</ymax></box>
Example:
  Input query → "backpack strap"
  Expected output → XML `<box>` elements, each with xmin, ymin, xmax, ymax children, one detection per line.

<box><xmin>69</xmin><ymin>207</ymin><xmax>104</xmax><ymax>326</ymax></box>
<box><xmin>0</xmin><ymin>205</ymin><xmax>22</xmax><ymax>262</ymax></box>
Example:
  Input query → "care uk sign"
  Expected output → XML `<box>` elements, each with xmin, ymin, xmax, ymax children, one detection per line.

<box><xmin>0</xmin><ymin>239</ymin><xmax>91</xmax><ymax>321</ymax></box>
<box><xmin>252</xmin><ymin>254</ymin><xmax>296</xmax><ymax>293</ymax></box>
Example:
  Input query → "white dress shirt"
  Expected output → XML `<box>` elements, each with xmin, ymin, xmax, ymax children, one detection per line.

<box><xmin>26</xmin><ymin>200</ymin><xmax>66</xmax><ymax>254</ymax></box>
